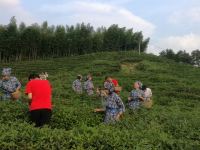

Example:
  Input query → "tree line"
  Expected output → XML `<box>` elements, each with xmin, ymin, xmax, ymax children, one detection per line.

<box><xmin>160</xmin><ymin>49</ymin><xmax>200</xmax><ymax>67</ymax></box>
<box><xmin>0</xmin><ymin>17</ymin><xmax>150</xmax><ymax>62</ymax></box>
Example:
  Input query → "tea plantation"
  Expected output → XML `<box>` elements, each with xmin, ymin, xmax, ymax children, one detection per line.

<box><xmin>0</xmin><ymin>52</ymin><xmax>199</xmax><ymax>149</ymax></box>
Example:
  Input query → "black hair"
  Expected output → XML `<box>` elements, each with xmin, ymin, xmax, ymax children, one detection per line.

<box><xmin>77</xmin><ymin>75</ymin><xmax>82</xmax><ymax>80</ymax></box>
<box><xmin>142</xmin><ymin>85</ymin><xmax>147</xmax><ymax>91</ymax></box>
<box><xmin>28</xmin><ymin>73</ymin><xmax>40</xmax><ymax>81</ymax></box>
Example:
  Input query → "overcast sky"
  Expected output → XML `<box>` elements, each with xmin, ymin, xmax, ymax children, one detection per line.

<box><xmin>0</xmin><ymin>0</ymin><xmax>200</xmax><ymax>54</ymax></box>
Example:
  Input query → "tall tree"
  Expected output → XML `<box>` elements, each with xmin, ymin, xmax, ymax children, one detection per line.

<box><xmin>175</xmin><ymin>50</ymin><xmax>192</xmax><ymax>64</ymax></box>
<box><xmin>191</xmin><ymin>49</ymin><xmax>200</xmax><ymax>67</ymax></box>
<box><xmin>0</xmin><ymin>17</ymin><xmax>150</xmax><ymax>62</ymax></box>
<box><xmin>160</xmin><ymin>49</ymin><xmax>176</xmax><ymax>60</ymax></box>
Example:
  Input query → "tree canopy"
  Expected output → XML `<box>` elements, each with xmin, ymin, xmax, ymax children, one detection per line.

<box><xmin>0</xmin><ymin>17</ymin><xmax>150</xmax><ymax>62</ymax></box>
<box><xmin>160</xmin><ymin>49</ymin><xmax>200</xmax><ymax>67</ymax></box>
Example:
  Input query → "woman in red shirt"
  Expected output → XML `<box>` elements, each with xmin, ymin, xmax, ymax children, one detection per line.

<box><xmin>25</xmin><ymin>73</ymin><xmax>52</xmax><ymax>127</ymax></box>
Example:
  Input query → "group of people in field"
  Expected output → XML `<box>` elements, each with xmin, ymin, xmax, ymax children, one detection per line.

<box><xmin>0</xmin><ymin>67</ymin><xmax>152</xmax><ymax>127</ymax></box>
<box><xmin>72</xmin><ymin>75</ymin><xmax>153</xmax><ymax>124</ymax></box>
<box><xmin>0</xmin><ymin>68</ymin><xmax>52</xmax><ymax>127</ymax></box>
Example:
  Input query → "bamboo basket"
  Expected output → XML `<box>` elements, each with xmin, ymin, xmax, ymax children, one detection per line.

<box><xmin>114</xmin><ymin>86</ymin><xmax>122</xmax><ymax>92</ymax></box>
<box><xmin>11</xmin><ymin>90</ymin><xmax>21</xmax><ymax>100</ymax></box>
<box><xmin>143</xmin><ymin>99</ymin><xmax>153</xmax><ymax>109</ymax></box>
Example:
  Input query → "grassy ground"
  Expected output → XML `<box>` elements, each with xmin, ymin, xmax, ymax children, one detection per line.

<box><xmin>0</xmin><ymin>51</ymin><xmax>200</xmax><ymax>149</ymax></box>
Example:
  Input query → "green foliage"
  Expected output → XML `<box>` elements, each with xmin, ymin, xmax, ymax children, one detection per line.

<box><xmin>191</xmin><ymin>49</ymin><xmax>200</xmax><ymax>67</ymax></box>
<box><xmin>160</xmin><ymin>49</ymin><xmax>200</xmax><ymax>66</ymax></box>
<box><xmin>0</xmin><ymin>52</ymin><xmax>200</xmax><ymax>149</ymax></box>
<box><xmin>0</xmin><ymin>17</ymin><xmax>149</xmax><ymax>62</ymax></box>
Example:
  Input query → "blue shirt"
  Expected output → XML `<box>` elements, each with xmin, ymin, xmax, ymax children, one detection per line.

<box><xmin>84</xmin><ymin>80</ymin><xmax>94</xmax><ymax>95</ymax></box>
<box><xmin>72</xmin><ymin>79</ymin><xmax>82</xmax><ymax>93</ymax></box>
<box><xmin>106</xmin><ymin>92</ymin><xmax>125</xmax><ymax>113</ymax></box>
<box><xmin>129</xmin><ymin>89</ymin><xmax>143</xmax><ymax>102</ymax></box>
<box><xmin>0</xmin><ymin>76</ymin><xmax>21</xmax><ymax>99</ymax></box>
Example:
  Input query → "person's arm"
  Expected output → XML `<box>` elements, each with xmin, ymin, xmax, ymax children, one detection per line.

<box><xmin>89</xmin><ymin>82</ymin><xmax>94</xmax><ymax>90</ymax></box>
<box><xmin>94</xmin><ymin>108</ymin><xmax>105</xmax><ymax>112</ymax></box>
<box><xmin>139</xmin><ymin>90</ymin><xmax>145</xmax><ymax>101</ymax></box>
<box><xmin>103</xmin><ymin>82</ymin><xmax>107</xmax><ymax>88</ymax></box>
<box><xmin>91</xmin><ymin>82</ymin><xmax>94</xmax><ymax>89</ymax></box>
<box><xmin>128</xmin><ymin>91</ymin><xmax>133</xmax><ymax>101</ymax></box>
<box><xmin>116</xmin><ymin>96</ymin><xmax>125</xmax><ymax>120</ymax></box>
<box><xmin>28</xmin><ymin>93</ymin><xmax>32</xmax><ymax>100</ymax></box>
<box><xmin>116</xmin><ymin>109</ymin><xmax>123</xmax><ymax>120</ymax></box>
<box><xmin>72</xmin><ymin>81</ymin><xmax>76</xmax><ymax>91</ymax></box>
<box><xmin>139</xmin><ymin>96</ymin><xmax>145</xmax><ymax>101</ymax></box>
<box><xmin>16</xmin><ymin>87</ymin><xmax>20</xmax><ymax>91</ymax></box>
<box><xmin>14</xmin><ymin>77</ymin><xmax>21</xmax><ymax>91</ymax></box>
<box><xmin>25</xmin><ymin>81</ymin><xmax>32</xmax><ymax>103</ymax></box>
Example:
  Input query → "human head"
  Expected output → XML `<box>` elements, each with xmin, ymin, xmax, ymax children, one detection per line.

<box><xmin>39</xmin><ymin>72</ymin><xmax>48</xmax><ymax>80</ymax></box>
<box><xmin>77</xmin><ymin>75</ymin><xmax>82</xmax><ymax>81</ymax></box>
<box><xmin>2</xmin><ymin>68</ymin><xmax>12</xmax><ymax>80</ymax></box>
<box><xmin>87</xmin><ymin>74</ymin><xmax>92</xmax><ymax>81</ymax></box>
<box><xmin>28</xmin><ymin>73</ymin><xmax>40</xmax><ymax>81</ymax></box>
<box><xmin>105</xmin><ymin>76</ymin><xmax>112</xmax><ymax>82</ymax></box>
<box><xmin>133</xmin><ymin>81</ymin><xmax>143</xmax><ymax>89</ymax></box>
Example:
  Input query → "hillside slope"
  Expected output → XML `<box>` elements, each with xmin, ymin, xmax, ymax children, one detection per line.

<box><xmin>0</xmin><ymin>52</ymin><xmax>200</xmax><ymax>149</ymax></box>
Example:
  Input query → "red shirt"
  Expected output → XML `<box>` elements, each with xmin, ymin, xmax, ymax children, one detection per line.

<box><xmin>112</xmin><ymin>79</ymin><xmax>120</xmax><ymax>94</ymax></box>
<box><xmin>25</xmin><ymin>79</ymin><xmax>52</xmax><ymax>111</ymax></box>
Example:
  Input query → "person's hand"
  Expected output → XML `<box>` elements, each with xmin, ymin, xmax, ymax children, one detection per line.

<box><xmin>96</xmin><ymin>88</ymin><xmax>100</xmax><ymax>92</ymax></box>
<box><xmin>16</xmin><ymin>87</ymin><xmax>20</xmax><ymax>91</ymax></box>
<box><xmin>94</xmin><ymin>108</ymin><xmax>105</xmax><ymax>112</ymax></box>
<box><xmin>116</xmin><ymin>112</ymin><xmax>123</xmax><ymax>121</ymax></box>
<box><xmin>115</xmin><ymin>114</ymin><xmax>120</xmax><ymax>121</ymax></box>
<box><xmin>139</xmin><ymin>96</ymin><xmax>144</xmax><ymax>101</ymax></box>
<box><xmin>128</xmin><ymin>97</ymin><xmax>131</xmax><ymax>101</ymax></box>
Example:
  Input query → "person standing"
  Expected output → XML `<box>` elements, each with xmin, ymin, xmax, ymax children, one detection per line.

<box><xmin>72</xmin><ymin>75</ymin><xmax>83</xmax><ymax>94</ymax></box>
<box><xmin>104</xmin><ymin>87</ymin><xmax>125</xmax><ymax>124</ymax></box>
<box><xmin>128</xmin><ymin>81</ymin><xmax>144</xmax><ymax>110</ymax></box>
<box><xmin>84</xmin><ymin>75</ymin><xmax>94</xmax><ymax>96</ymax></box>
<box><xmin>25</xmin><ymin>73</ymin><xmax>52</xmax><ymax>127</ymax></box>
<box><xmin>0</xmin><ymin>68</ymin><xmax>21</xmax><ymax>100</ymax></box>
<box><xmin>104</xmin><ymin>76</ymin><xmax>115</xmax><ymax>93</ymax></box>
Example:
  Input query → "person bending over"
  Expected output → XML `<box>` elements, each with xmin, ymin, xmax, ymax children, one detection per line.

<box><xmin>128</xmin><ymin>81</ymin><xmax>144</xmax><ymax>110</ymax></box>
<box><xmin>104</xmin><ymin>87</ymin><xmax>125</xmax><ymax>124</ymax></box>
<box><xmin>104</xmin><ymin>76</ymin><xmax>115</xmax><ymax>93</ymax></box>
<box><xmin>25</xmin><ymin>73</ymin><xmax>52</xmax><ymax>127</ymax></box>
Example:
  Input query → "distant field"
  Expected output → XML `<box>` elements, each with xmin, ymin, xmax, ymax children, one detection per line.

<box><xmin>0</xmin><ymin>51</ymin><xmax>200</xmax><ymax>149</ymax></box>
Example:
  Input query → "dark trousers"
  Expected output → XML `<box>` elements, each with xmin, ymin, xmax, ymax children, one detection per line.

<box><xmin>30</xmin><ymin>109</ymin><xmax>52</xmax><ymax>127</ymax></box>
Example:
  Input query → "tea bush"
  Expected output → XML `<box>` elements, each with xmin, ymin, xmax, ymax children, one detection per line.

<box><xmin>0</xmin><ymin>51</ymin><xmax>199</xmax><ymax>149</ymax></box>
